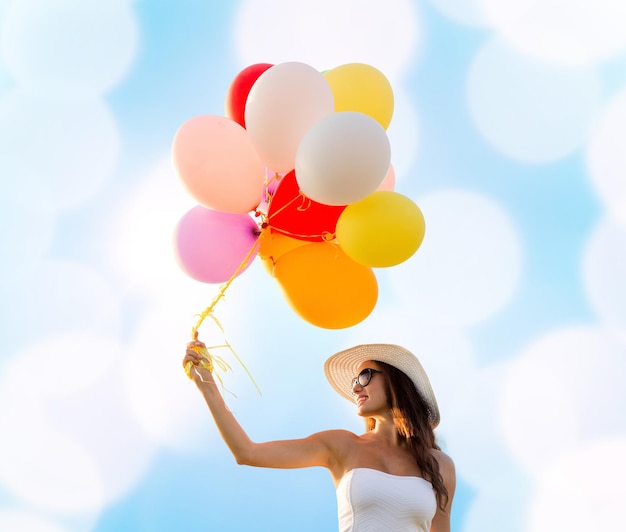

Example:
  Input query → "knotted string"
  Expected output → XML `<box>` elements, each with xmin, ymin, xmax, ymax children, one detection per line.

<box><xmin>184</xmin><ymin>230</ymin><xmax>263</xmax><ymax>396</ymax></box>
<box><xmin>266</xmin><ymin>187</ymin><xmax>337</xmax><ymax>241</ymax></box>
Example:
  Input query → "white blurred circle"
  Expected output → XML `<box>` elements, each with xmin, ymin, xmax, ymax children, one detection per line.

<box><xmin>0</xmin><ymin>0</ymin><xmax>138</xmax><ymax>100</ymax></box>
<box><xmin>499</xmin><ymin>327</ymin><xmax>626</xmax><ymax>477</ymax></box>
<box><xmin>11</xmin><ymin>333</ymin><xmax>121</xmax><ymax>397</ymax></box>
<box><xmin>0</xmin><ymin>194</ymin><xmax>56</xmax><ymax>289</ymax></box>
<box><xmin>485</xmin><ymin>0</ymin><xmax>626</xmax><ymax>66</ymax></box>
<box><xmin>582</xmin><ymin>217</ymin><xmax>626</xmax><ymax>337</ymax></box>
<box><xmin>385</xmin><ymin>85</ymin><xmax>419</xmax><ymax>183</ymax></box>
<box><xmin>443</xmin><ymin>361</ymin><xmax>520</xmax><ymax>488</ymax></box>
<box><xmin>467</xmin><ymin>38</ymin><xmax>601</xmax><ymax>163</ymax></box>
<box><xmin>105</xmin><ymin>158</ymin><xmax>198</xmax><ymax>294</ymax></box>
<box><xmin>462</xmin><ymin>475</ymin><xmax>530</xmax><ymax>532</ymax></box>
<box><xmin>425</xmin><ymin>0</ymin><xmax>491</xmax><ymax>27</ymax></box>
<box><xmin>0</xmin><ymin>90</ymin><xmax>120</xmax><ymax>213</ymax></box>
<box><xmin>0</xmin><ymin>421</ymin><xmax>105</xmax><ymax>513</ymax></box>
<box><xmin>388</xmin><ymin>189</ymin><xmax>522</xmax><ymax>327</ymax></box>
<box><xmin>0</xmin><ymin>510</ymin><xmax>68</xmax><ymax>532</ymax></box>
<box><xmin>529</xmin><ymin>438</ymin><xmax>626</xmax><ymax>531</ymax></box>
<box><xmin>426</xmin><ymin>0</ymin><xmax>541</xmax><ymax>28</ymax></box>
<box><xmin>234</xmin><ymin>0</ymin><xmax>420</xmax><ymax>81</ymax></box>
<box><xmin>123</xmin><ymin>304</ymin><xmax>217</xmax><ymax>451</ymax></box>
<box><xmin>0</xmin><ymin>258</ymin><xmax>122</xmax><ymax>342</ymax></box>
<box><xmin>0</xmin><ymin>333</ymin><xmax>156</xmax><ymax>513</ymax></box>
<box><xmin>586</xmin><ymin>88</ymin><xmax>626</xmax><ymax>226</ymax></box>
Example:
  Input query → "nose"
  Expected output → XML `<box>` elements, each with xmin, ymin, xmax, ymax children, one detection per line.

<box><xmin>351</xmin><ymin>378</ymin><xmax>363</xmax><ymax>394</ymax></box>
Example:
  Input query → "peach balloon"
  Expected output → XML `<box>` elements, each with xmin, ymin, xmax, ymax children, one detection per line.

<box><xmin>377</xmin><ymin>164</ymin><xmax>396</xmax><ymax>191</ymax></box>
<box><xmin>172</xmin><ymin>115</ymin><xmax>265</xmax><ymax>214</ymax></box>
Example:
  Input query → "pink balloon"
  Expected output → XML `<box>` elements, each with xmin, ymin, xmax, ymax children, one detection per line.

<box><xmin>174</xmin><ymin>206</ymin><xmax>260</xmax><ymax>284</ymax></box>
<box><xmin>172</xmin><ymin>115</ymin><xmax>265</xmax><ymax>214</ymax></box>
<box><xmin>377</xmin><ymin>164</ymin><xmax>396</xmax><ymax>191</ymax></box>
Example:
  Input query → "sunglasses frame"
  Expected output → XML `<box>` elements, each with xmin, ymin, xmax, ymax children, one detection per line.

<box><xmin>352</xmin><ymin>368</ymin><xmax>383</xmax><ymax>389</ymax></box>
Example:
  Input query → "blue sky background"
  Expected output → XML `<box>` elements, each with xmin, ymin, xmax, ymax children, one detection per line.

<box><xmin>1</xmin><ymin>1</ymin><xmax>626</xmax><ymax>531</ymax></box>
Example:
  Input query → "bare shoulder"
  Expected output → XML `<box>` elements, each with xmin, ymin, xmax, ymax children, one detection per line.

<box><xmin>430</xmin><ymin>448</ymin><xmax>456</xmax><ymax>491</ymax></box>
<box><xmin>309</xmin><ymin>429</ymin><xmax>360</xmax><ymax>446</ymax></box>
<box><xmin>430</xmin><ymin>448</ymin><xmax>454</xmax><ymax>471</ymax></box>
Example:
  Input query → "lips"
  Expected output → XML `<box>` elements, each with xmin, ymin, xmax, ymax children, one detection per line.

<box><xmin>356</xmin><ymin>395</ymin><xmax>367</xmax><ymax>406</ymax></box>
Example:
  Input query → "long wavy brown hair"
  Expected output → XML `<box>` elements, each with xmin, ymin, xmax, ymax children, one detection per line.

<box><xmin>364</xmin><ymin>361</ymin><xmax>449</xmax><ymax>512</ymax></box>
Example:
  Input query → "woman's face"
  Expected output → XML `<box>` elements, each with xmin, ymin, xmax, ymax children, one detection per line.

<box><xmin>352</xmin><ymin>360</ymin><xmax>387</xmax><ymax>416</ymax></box>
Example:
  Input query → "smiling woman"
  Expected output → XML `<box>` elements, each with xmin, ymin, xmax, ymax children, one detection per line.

<box><xmin>183</xmin><ymin>341</ymin><xmax>455</xmax><ymax>531</ymax></box>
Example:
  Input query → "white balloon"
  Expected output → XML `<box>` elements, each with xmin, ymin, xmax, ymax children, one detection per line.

<box><xmin>244</xmin><ymin>61</ymin><xmax>334</xmax><ymax>172</ymax></box>
<box><xmin>295</xmin><ymin>111</ymin><xmax>391</xmax><ymax>206</ymax></box>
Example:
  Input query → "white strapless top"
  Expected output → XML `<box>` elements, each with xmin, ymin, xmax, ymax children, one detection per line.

<box><xmin>336</xmin><ymin>468</ymin><xmax>436</xmax><ymax>531</ymax></box>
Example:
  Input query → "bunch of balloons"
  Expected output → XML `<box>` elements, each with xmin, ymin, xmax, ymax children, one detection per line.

<box><xmin>172</xmin><ymin>61</ymin><xmax>426</xmax><ymax>329</ymax></box>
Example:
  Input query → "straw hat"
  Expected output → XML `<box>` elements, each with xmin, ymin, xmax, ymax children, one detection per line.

<box><xmin>324</xmin><ymin>344</ymin><xmax>440</xmax><ymax>428</ymax></box>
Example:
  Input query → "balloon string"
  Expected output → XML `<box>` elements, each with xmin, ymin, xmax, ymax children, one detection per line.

<box><xmin>186</xmin><ymin>231</ymin><xmax>263</xmax><ymax>396</ymax></box>
<box><xmin>262</xmin><ymin>172</ymin><xmax>339</xmax><ymax>240</ymax></box>
<box><xmin>266</xmin><ymin>191</ymin><xmax>338</xmax><ymax>241</ymax></box>
<box><xmin>267</xmin><ymin>191</ymin><xmax>308</xmax><ymax>220</ymax></box>
<box><xmin>268</xmin><ymin>226</ymin><xmax>336</xmax><ymax>242</ymax></box>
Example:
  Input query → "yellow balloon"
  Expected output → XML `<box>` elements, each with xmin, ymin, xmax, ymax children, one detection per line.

<box><xmin>324</xmin><ymin>63</ymin><xmax>394</xmax><ymax>129</ymax></box>
<box><xmin>336</xmin><ymin>191</ymin><xmax>425</xmax><ymax>268</ymax></box>
<box><xmin>273</xmin><ymin>242</ymin><xmax>378</xmax><ymax>329</ymax></box>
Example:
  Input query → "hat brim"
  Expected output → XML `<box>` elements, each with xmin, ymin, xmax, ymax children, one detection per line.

<box><xmin>324</xmin><ymin>344</ymin><xmax>440</xmax><ymax>428</ymax></box>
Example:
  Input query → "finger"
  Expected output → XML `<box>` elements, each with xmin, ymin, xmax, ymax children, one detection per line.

<box><xmin>183</xmin><ymin>354</ymin><xmax>200</xmax><ymax>367</ymax></box>
<box><xmin>187</xmin><ymin>340</ymin><xmax>206</xmax><ymax>348</ymax></box>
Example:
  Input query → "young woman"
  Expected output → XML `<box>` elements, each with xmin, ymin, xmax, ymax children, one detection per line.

<box><xmin>183</xmin><ymin>342</ymin><xmax>456</xmax><ymax>531</ymax></box>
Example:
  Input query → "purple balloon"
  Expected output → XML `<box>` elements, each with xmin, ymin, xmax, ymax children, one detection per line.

<box><xmin>175</xmin><ymin>206</ymin><xmax>260</xmax><ymax>283</ymax></box>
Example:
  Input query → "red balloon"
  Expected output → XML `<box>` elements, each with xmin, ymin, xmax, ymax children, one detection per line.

<box><xmin>225</xmin><ymin>63</ymin><xmax>273</xmax><ymax>128</ymax></box>
<box><xmin>267</xmin><ymin>170</ymin><xmax>346</xmax><ymax>242</ymax></box>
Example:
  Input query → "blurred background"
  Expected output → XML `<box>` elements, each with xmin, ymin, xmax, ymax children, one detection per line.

<box><xmin>1</xmin><ymin>0</ymin><xmax>625</xmax><ymax>530</ymax></box>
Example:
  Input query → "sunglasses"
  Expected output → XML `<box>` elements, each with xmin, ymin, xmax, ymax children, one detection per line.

<box><xmin>352</xmin><ymin>368</ymin><xmax>383</xmax><ymax>388</ymax></box>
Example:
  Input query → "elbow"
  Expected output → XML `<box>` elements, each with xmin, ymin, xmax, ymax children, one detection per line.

<box><xmin>234</xmin><ymin>453</ymin><xmax>249</xmax><ymax>466</ymax></box>
<box><xmin>232</xmin><ymin>445</ymin><xmax>255</xmax><ymax>466</ymax></box>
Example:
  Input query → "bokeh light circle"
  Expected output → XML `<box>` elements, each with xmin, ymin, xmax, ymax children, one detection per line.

<box><xmin>467</xmin><ymin>37</ymin><xmax>601</xmax><ymax>163</ymax></box>
<box><xmin>389</xmin><ymin>189</ymin><xmax>522</xmax><ymax>327</ymax></box>
<box><xmin>0</xmin><ymin>510</ymin><xmax>67</xmax><ymax>532</ymax></box>
<box><xmin>582</xmin><ymin>217</ymin><xmax>626</xmax><ymax>337</ymax></box>
<box><xmin>486</xmin><ymin>0</ymin><xmax>626</xmax><ymax>66</ymax></box>
<box><xmin>0</xmin><ymin>258</ymin><xmax>122</xmax><ymax>343</ymax></box>
<box><xmin>529</xmin><ymin>438</ymin><xmax>626</xmax><ymax>531</ymax></box>
<box><xmin>1</xmin><ymin>0</ymin><xmax>138</xmax><ymax>100</ymax></box>
<box><xmin>0</xmin><ymin>90</ymin><xmax>120</xmax><ymax>213</ymax></box>
<box><xmin>586</xmin><ymin>88</ymin><xmax>626</xmax><ymax>226</ymax></box>
<box><xmin>0</xmin><ymin>333</ymin><xmax>156</xmax><ymax>514</ymax></box>
<box><xmin>235</xmin><ymin>0</ymin><xmax>420</xmax><ymax>80</ymax></box>
<box><xmin>0</xmin><ymin>194</ymin><xmax>56</xmax><ymax>289</ymax></box>
<box><xmin>498</xmin><ymin>327</ymin><xmax>626</xmax><ymax>477</ymax></box>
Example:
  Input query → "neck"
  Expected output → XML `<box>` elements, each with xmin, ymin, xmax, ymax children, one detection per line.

<box><xmin>369</xmin><ymin>415</ymin><xmax>403</xmax><ymax>445</ymax></box>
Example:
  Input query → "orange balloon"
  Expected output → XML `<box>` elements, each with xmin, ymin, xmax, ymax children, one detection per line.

<box><xmin>273</xmin><ymin>242</ymin><xmax>378</xmax><ymax>329</ymax></box>
<box><xmin>257</xmin><ymin>228</ymin><xmax>306</xmax><ymax>275</ymax></box>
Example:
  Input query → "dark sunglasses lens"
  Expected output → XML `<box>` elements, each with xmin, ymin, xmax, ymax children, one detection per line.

<box><xmin>357</xmin><ymin>369</ymin><xmax>372</xmax><ymax>387</ymax></box>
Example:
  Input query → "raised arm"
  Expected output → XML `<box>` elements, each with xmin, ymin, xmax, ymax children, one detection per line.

<box><xmin>183</xmin><ymin>341</ymin><xmax>344</xmax><ymax>471</ymax></box>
